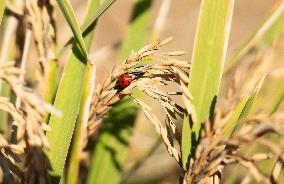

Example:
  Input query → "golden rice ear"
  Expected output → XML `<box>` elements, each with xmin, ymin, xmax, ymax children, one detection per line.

<box><xmin>88</xmin><ymin>39</ymin><xmax>191</xmax><ymax>137</ymax></box>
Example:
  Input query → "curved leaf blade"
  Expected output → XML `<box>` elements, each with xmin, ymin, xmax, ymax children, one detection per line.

<box><xmin>222</xmin><ymin>76</ymin><xmax>265</xmax><ymax>138</ymax></box>
<box><xmin>56</xmin><ymin>0</ymin><xmax>87</xmax><ymax>57</ymax></box>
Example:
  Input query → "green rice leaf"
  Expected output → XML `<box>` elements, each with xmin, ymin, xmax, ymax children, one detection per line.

<box><xmin>225</xmin><ymin>1</ymin><xmax>284</xmax><ymax>74</ymax></box>
<box><xmin>189</xmin><ymin>0</ymin><xmax>234</xmax><ymax>135</ymax></box>
<box><xmin>182</xmin><ymin>0</ymin><xmax>234</xmax><ymax>167</ymax></box>
<box><xmin>67</xmin><ymin>63</ymin><xmax>96</xmax><ymax>184</ymax></box>
<box><xmin>0</xmin><ymin>0</ymin><xmax>5</xmax><ymax>25</ymax></box>
<box><xmin>222</xmin><ymin>77</ymin><xmax>265</xmax><ymax>138</ymax></box>
<box><xmin>45</xmin><ymin>0</ymin><xmax>103</xmax><ymax>179</ymax></box>
<box><xmin>251</xmin><ymin>73</ymin><xmax>284</xmax><ymax>115</ymax></box>
<box><xmin>270</xmin><ymin>85</ymin><xmax>284</xmax><ymax>114</ymax></box>
<box><xmin>181</xmin><ymin>116</ymin><xmax>191</xmax><ymax>169</ymax></box>
<box><xmin>45</xmin><ymin>60</ymin><xmax>60</xmax><ymax>104</ymax></box>
<box><xmin>65</xmin><ymin>0</ymin><xmax>99</xmax><ymax>182</ymax></box>
<box><xmin>118</xmin><ymin>0</ymin><xmax>152</xmax><ymax>61</ymax></box>
<box><xmin>55</xmin><ymin>0</ymin><xmax>87</xmax><ymax>57</ymax></box>
<box><xmin>58</xmin><ymin>0</ymin><xmax>117</xmax><ymax>55</ymax></box>
<box><xmin>81</xmin><ymin>0</ymin><xmax>116</xmax><ymax>33</ymax></box>
<box><xmin>45</xmin><ymin>48</ymin><xmax>87</xmax><ymax>179</ymax></box>
<box><xmin>65</xmin><ymin>1</ymin><xmax>100</xmax><ymax>182</ymax></box>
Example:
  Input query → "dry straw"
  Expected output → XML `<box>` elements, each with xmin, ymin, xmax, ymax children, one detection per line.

<box><xmin>0</xmin><ymin>2</ymin><xmax>58</xmax><ymax>182</ymax></box>
<box><xmin>0</xmin><ymin>61</ymin><xmax>56</xmax><ymax>182</ymax></box>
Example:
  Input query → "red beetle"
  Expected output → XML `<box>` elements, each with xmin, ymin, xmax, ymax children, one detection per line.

<box><xmin>117</xmin><ymin>73</ymin><xmax>134</xmax><ymax>89</ymax></box>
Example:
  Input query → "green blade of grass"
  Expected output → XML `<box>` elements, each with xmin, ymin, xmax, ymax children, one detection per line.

<box><xmin>222</xmin><ymin>77</ymin><xmax>265</xmax><ymax>138</ymax></box>
<box><xmin>45</xmin><ymin>60</ymin><xmax>60</xmax><ymax>104</ymax></box>
<box><xmin>56</xmin><ymin>0</ymin><xmax>87</xmax><ymax>57</ymax></box>
<box><xmin>189</xmin><ymin>0</ymin><xmax>235</xmax><ymax>135</ymax></box>
<box><xmin>0</xmin><ymin>0</ymin><xmax>5</xmax><ymax>25</ymax></box>
<box><xmin>252</xmin><ymin>71</ymin><xmax>284</xmax><ymax>115</ymax></box>
<box><xmin>181</xmin><ymin>116</ymin><xmax>191</xmax><ymax>169</ymax></box>
<box><xmin>249</xmin><ymin>72</ymin><xmax>284</xmax><ymax>115</ymax></box>
<box><xmin>118</xmin><ymin>0</ymin><xmax>152</xmax><ymax>61</ymax></box>
<box><xmin>81</xmin><ymin>0</ymin><xmax>116</xmax><ymax>33</ymax></box>
<box><xmin>87</xmin><ymin>1</ymin><xmax>152</xmax><ymax>183</ymax></box>
<box><xmin>67</xmin><ymin>63</ymin><xmax>96</xmax><ymax>184</ymax></box>
<box><xmin>45</xmin><ymin>0</ymin><xmax>108</xmax><ymax>179</ymax></box>
<box><xmin>45</xmin><ymin>46</ymin><xmax>88</xmax><ymax>179</ymax></box>
<box><xmin>44</xmin><ymin>59</ymin><xmax>60</xmax><ymax>123</ymax></box>
<box><xmin>225</xmin><ymin>0</ymin><xmax>284</xmax><ymax>74</ymax></box>
<box><xmin>270</xmin><ymin>85</ymin><xmax>284</xmax><ymax>114</ymax></box>
<box><xmin>181</xmin><ymin>0</ymin><xmax>235</xmax><ymax>167</ymax></box>
<box><xmin>57</xmin><ymin>0</ymin><xmax>117</xmax><ymax>56</ymax></box>
<box><xmin>66</xmin><ymin>1</ymin><xmax>100</xmax><ymax>183</ymax></box>
<box><xmin>221</xmin><ymin>77</ymin><xmax>268</xmax><ymax>184</ymax></box>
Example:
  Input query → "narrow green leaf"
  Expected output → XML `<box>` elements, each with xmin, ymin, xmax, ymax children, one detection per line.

<box><xmin>45</xmin><ymin>47</ymin><xmax>87</xmax><ymax>179</ymax></box>
<box><xmin>67</xmin><ymin>63</ymin><xmax>96</xmax><ymax>184</ymax></box>
<box><xmin>222</xmin><ymin>77</ymin><xmax>265</xmax><ymax>138</ymax></box>
<box><xmin>225</xmin><ymin>1</ymin><xmax>284</xmax><ymax>74</ymax></box>
<box><xmin>251</xmin><ymin>73</ymin><xmax>284</xmax><ymax>115</ymax></box>
<box><xmin>186</xmin><ymin>0</ymin><xmax>234</xmax><ymax>142</ymax></box>
<box><xmin>56</xmin><ymin>0</ymin><xmax>87</xmax><ymax>57</ymax></box>
<box><xmin>118</xmin><ymin>0</ymin><xmax>152</xmax><ymax>61</ymax></box>
<box><xmin>44</xmin><ymin>60</ymin><xmax>60</xmax><ymax>104</ymax></box>
<box><xmin>43</xmin><ymin>60</ymin><xmax>60</xmax><ymax>124</ymax></box>
<box><xmin>181</xmin><ymin>116</ymin><xmax>191</xmax><ymax>169</ymax></box>
<box><xmin>0</xmin><ymin>83</ymin><xmax>9</xmax><ymax>134</ymax></box>
<box><xmin>87</xmin><ymin>0</ymin><xmax>153</xmax><ymax>183</ymax></box>
<box><xmin>66</xmin><ymin>0</ymin><xmax>99</xmax><ymax>182</ymax></box>
<box><xmin>182</xmin><ymin>0</ymin><xmax>234</xmax><ymax>167</ymax></box>
<box><xmin>270</xmin><ymin>85</ymin><xmax>284</xmax><ymax>114</ymax></box>
<box><xmin>45</xmin><ymin>0</ymin><xmax>100</xmax><ymax>178</ymax></box>
<box><xmin>81</xmin><ymin>0</ymin><xmax>116</xmax><ymax>32</ymax></box>
<box><xmin>0</xmin><ymin>0</ymin><xmax>5</xmax><ymax>25</ymax></box>
<box><xmin>57</xmin><ymin>0</ymin><xmax>117</xmax><ymax>56</ymax></box>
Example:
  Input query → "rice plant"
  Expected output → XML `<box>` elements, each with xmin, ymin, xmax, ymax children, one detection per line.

<box><xmin>1</xmin><ymin>0</ymin><xmax>284</xmax><ymax>184</ymax></box>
